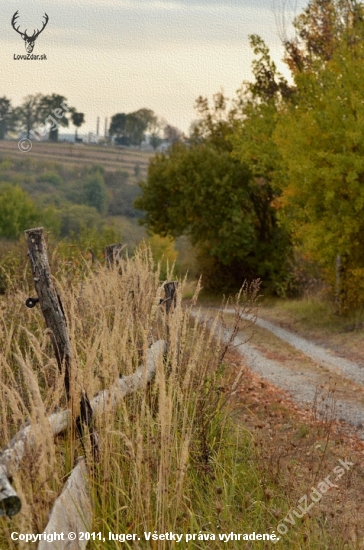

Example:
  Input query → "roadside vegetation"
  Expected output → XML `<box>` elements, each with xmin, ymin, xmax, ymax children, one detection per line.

<box><xmin>1</xmin><ymin>245</ymin><xmax>363</xmax><ymax>549</ymax></box>
<box><xmin>2</xmin><ymin>2</ymin><xmax>364</xmax><ymax>546</ymax></box>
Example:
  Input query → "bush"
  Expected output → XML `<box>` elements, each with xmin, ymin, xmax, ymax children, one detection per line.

<box><xmin>38</xmin><ymin>171</ymin><xmax>64</xmax><ymax>187</ymax></box>
<box><xmin>0</xmin><ymin>183</ymin><xmax>39</xmax><ymax>240</ymax></box>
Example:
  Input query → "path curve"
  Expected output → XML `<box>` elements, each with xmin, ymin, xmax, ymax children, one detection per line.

<box><xmin>193</xmin><ymin>309</ymin><xmax>364</xmax><ymax>439</ymax></box>
<box><xmin>223</xmin><ymin>308</ymin><xmax>364</xmax><ymax>386</ymax></box>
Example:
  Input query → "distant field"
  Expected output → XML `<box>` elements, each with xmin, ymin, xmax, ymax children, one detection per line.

<box><xmin>0</xmin><ymin>140</ymin><xmax>152</xmax><ymax>179</ymax></box>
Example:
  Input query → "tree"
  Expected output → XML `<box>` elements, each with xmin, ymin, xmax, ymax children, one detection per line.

<box><xmin>0</xmin><ymin>184</ymin><xmax>38</xmax><ymax>239</ymax></box>
<box><xmin>132</xmin><ymin>108</ymin><xmax>157</xmax><ymax>130</ymax></box>
<box><xmin>283</xmin><ymin>0</ymin><xmax>364</xmax><ymax>73</ymax></box>
<box><xmin>0</xmin><ymin>97</ymin><xmax>12</xmax><ymax>140</ymax></box>
<box><xmin>109</xmin><ymin>113</ymin><xmax>128</xmax><ymax>144</ymax></box>
<box><xmin>230</xmin><ymin>35</ymin><xmax>291</xmax><ymax>192</ymax></box>
<box><xmin>84</xmin><ymin>171</ymin><xmax>108</xmax><ymax>214</ymax></box>
<box><xmin>164</xmin><ymin>124</ymin><xmax>183</xmax><ymax>144</ymax></box>
<box><xmin>13</xmin><ymin>94</ymin><xmax>43</xmax><ymax>139</ymax></box>
<box><xmin>71</xmin><ymin>112</ymin><xmax>85</xmax><ymax>141</ymax></box>
<box><xmin>148</xmin><ymin>116</ymin><xmax>165</xmax><ymax>151</ymax></box>
<box><xmin>37</xmin><ymin>94</ymin><xmax>72</xmax><ymax>142</ymax></box>
<box><xmin>55</xmin><ymin>204</ymin><xmax>103</xmax><ymax>238</ymax></box>
<box><xmin>274</xmin><ymin>31</ymin><xmax>364</xmax><ymax>308</ymax></box>
<box><xmin>135</xmin><ymin>96</ymin><xmax>290</xmax><ymax>290</ymax></box>
<box><xmin>125</xmin><ymin>112</ymin><xmax>146</xmax><ymax>146</ymax></box>
<box><xmin>109</xmin><ymin>108</ymin><xmax>160</xmax><ymax>147</ymax></box>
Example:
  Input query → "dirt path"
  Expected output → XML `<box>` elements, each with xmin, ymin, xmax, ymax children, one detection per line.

<box><xmin>248</xmin><ymin>313</ymin><xmax>364</xmax><ymax>384</ymax></box>
<box><xmin>196</xmin><ymin>308</ymin><xmax>364</xmax><ymax>439</ymax></box>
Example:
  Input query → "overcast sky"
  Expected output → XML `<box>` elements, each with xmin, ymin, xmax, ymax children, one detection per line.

<box><xmin>2</xmin><ymin>0</ymin><xmax>307</xmax><ymax>136</ymax></box>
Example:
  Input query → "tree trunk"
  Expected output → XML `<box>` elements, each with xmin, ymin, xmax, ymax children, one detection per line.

<box><xmin>335</xmin><ymin>254</ymin><xmax>343</xmax><ymax>315</ymax></box>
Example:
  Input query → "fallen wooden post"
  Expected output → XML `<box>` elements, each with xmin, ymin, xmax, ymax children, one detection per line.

<box><xmin>0</xmin><ymin>467</ymin><xmax>21</xmax><ymax>517</ymax></box>
<box><xmin>0</xmin><ymin>340</ymin><xmax>166</xmax><ymax>517</ymax></box>
<box><xmin>38</xmin><ymin>458</ymin><xmax>92</xmax><ymax>550</ymax></box>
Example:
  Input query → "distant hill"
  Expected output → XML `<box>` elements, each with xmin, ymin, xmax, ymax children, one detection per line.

<box><xmin>0</xmin><ymin>140</ymin><xmax>152</xmax><ymax>246</ymax></box>
<box><xmin>0</xmin><ymin>141</ymin><xmax>151</xmax><ymax>179</ymax></box>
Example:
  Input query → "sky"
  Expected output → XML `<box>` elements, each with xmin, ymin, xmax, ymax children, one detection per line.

<box><xmin>1</xmin><ymin>0</ymin><xmax>307</xmax><ymax>136</ymax></box>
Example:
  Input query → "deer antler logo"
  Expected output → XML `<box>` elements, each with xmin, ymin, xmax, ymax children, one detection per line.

<box><xmin>11</xmin><ymin>11</ymin><xmax>49</xmax><ymax>54</ymax></box>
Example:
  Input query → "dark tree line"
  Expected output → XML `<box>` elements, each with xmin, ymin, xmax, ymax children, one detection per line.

<box><xmin>0</xmin><ymin>94</ymin><xmax>183</xmax><ymax>147</ymax></box>
<box><xmin>108</xmin><ymin>108</ymin><xmax>182</xmax><ymax>149</ymax></box>
<box><xmin>0</xmin><ymin>93</ymin><xmax>85</xmax><ymax>142</ymax></box>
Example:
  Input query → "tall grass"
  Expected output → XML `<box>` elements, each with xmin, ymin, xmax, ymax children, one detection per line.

<box><xmin>0</xmin><ymin>245</ymin><xmax>351</xmax><ymax>548</ymax></box>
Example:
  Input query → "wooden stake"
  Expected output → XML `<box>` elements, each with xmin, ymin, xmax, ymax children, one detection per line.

<box><xmin>25</xmin><ymin>227</ymin><xmax>72</xmax><ymax>398</ymax></box>
<box><xmin>104</xmin><ymin>242</ymin><xmax>123</xmax><ymax>268</ymax></box>
<box><xmin>25</xmin><ymin>227</ymin><xmax>99</xmax><ymax>461</ymax></box>
<box><xmin>163</xmin><ymin>281</ymin><xmax>178</xmax><ymax>314</ymax></box>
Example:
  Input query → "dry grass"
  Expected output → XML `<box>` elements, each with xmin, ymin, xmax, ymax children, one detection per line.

<box><xmin>0</xmin><ymin>247</ymin><xmax>361</xmax><ymax>549</ymax></box>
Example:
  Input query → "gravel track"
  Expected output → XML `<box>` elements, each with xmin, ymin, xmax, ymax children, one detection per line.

<box><xmin>194</xmin><ymin>309</ymin><xmax>364</xmax><ymax>439</ymax></box>
<box><xmin>223</xmin><ymin>308</ymin><xmax>364</xmax><ymax>386</ymax></box>
<box><xmin>230</xmin><ymin>331</ymin><xmax>364</xmax><ymax>439</ymax></box>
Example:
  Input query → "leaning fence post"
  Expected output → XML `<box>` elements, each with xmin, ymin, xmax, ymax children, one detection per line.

<box><xmin>25</xmin><ymin>227</ymin><xmax>72</xmax><ymax>399</ymax></box>
<box><xmin>163</xmin><ymin>281</ymin><xmax>178</xmax><ymax>359</ymax></box>
<box><xmin>25</xmin><ymin>227</ymin><xmax>99</xmax><ymax>462</ymax></box>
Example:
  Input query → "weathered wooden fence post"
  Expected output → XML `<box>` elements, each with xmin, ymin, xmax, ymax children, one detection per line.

<box><xmin>25</xmin><ymin>227</ymin><xmax>99</xmax><ymax>461</ymax></box>
<box><xmin>335</xmin><ymin>253</ymin><xmax>344</xmax><ymax>315</ymax></box>
<box><xmin>163</xmin><ymin>281</ymin><xmax>178</xmax><ymax>362</ymax></box>
<box><xmin>163</xmin><ymin>281</ymin><xmax>178</xmax><ymax>314</ymax></box>
<box><xmin>104</xmin><ymin>242</ymin><xmax>123</xmax><ymax>268</ymax></box>
<box><xmin>25</xmin><ymin>227</ymin><xmax>72</xmax><ymax>399</ymax></box>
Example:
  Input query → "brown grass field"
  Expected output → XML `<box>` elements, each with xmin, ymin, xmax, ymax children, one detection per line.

<box><xmin>0</xmin><ymin>140</ymin><xmax>152</xmax><ymax>178</ymax></box>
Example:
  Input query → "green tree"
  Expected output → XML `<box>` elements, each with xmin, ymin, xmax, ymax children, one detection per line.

<box><xmin>38</xmin><ymin>94</ymin><xmax>72</xmax><ymax>142</ymax></box>
<box><xmin>84</xmin><ymin>171</ymin><xmax>108</xmax><ymax>214</ymax></box>
<box><xmin>274</xmin><ymin>31</ymin><xmax>364</xmax><ymax>307</ymax></box>
<box><xmin>109</xmin><ymin>113</ymin><xmax>128</xmax><ymax>144</ymax></box>
<box><xmin>71</xmin><ymin>112</ymin><xmax>85</xmax><ymax>141</ymax></box>
<box><xmin>230</xmin><ymin>35</ymin><xmax>292</xmax><ymax>218</ymax></box>
<box><xmin>13</xmin><ymin>94</ymin><xmax>43</xmax><ymax>139</ymax></box>
<box><xmin>55</xmin><ymin>204</ymin><xmax>103</xmax><ymax>238</ymax></box>
<box><xmin>0</xmin><ymin>184</ymin><xmax>38</xmax><ymax>239</ymax></box>
<box><xmin>125</xmin><ymin>112</ymin><xmax>147</xmax><ymax>146</ymax></box>
<box><xmin>109</xmin><ymin>108</ymin><xmax>159</xmax><ymax>147</ymax></box>
<box><xmin>136</xmin><ymin>95</ymin><xmax>290</xmax><ymax>290</ymax></box>
<box><xmin>0</xmin><ymin>97</ymin><xmax>12</xmax><ymax>140</ymax></box>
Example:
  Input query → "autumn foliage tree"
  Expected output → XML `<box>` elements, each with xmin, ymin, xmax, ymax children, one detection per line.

<box><xmin>274</xmin><ymin>24</ymin><xmax>364</xmax><ymax>308</ymax></box>
<box><xmin>136</xmin><ymin>93</ymin><xmax>291</xmax><ymax>291</ymax></box>
<box><xmin>283</xmin><ymin>0</ymin><xmax>363</xmax><ymax>73</ymax></box>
